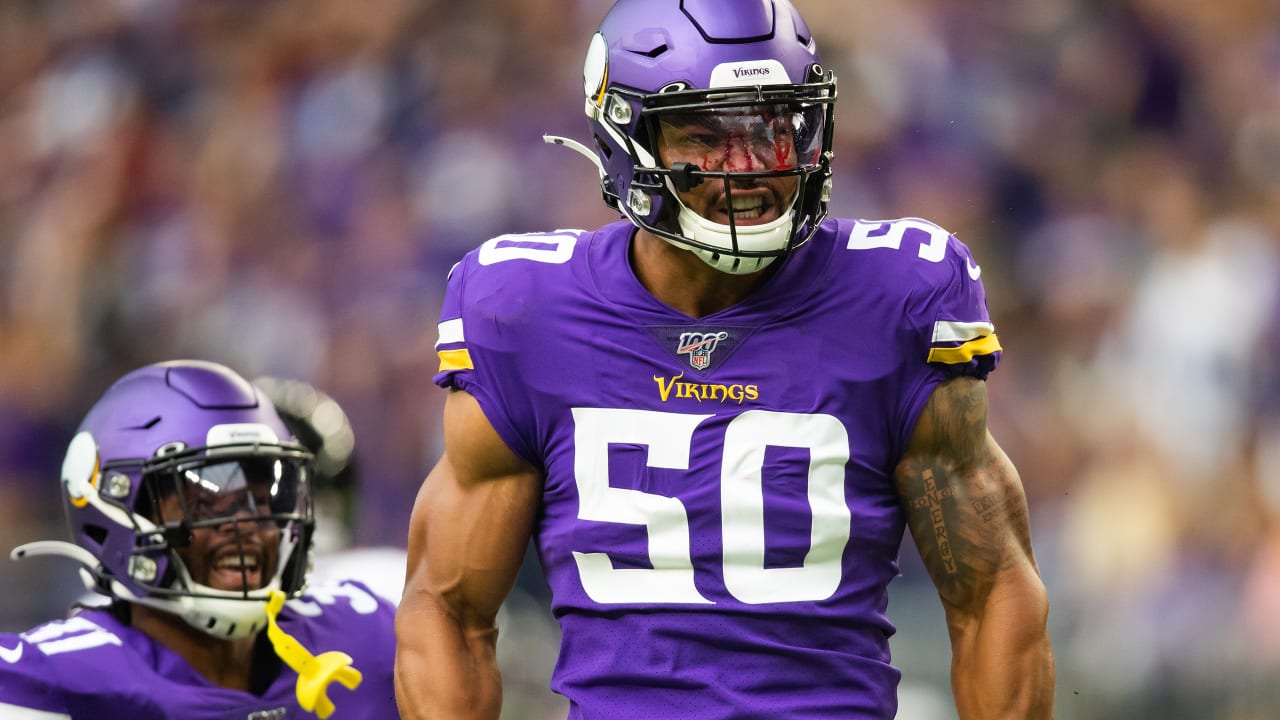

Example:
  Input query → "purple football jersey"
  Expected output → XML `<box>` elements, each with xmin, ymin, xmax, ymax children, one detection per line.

<box><xmin>434</xmin><ymin>217</ymin><xmax>1001</xmax><ymax>719</ymax></box>
<box><xmin>0</xmin><ymin>580</ymin><xmax>399</xmax><ymax>719</ymax></box>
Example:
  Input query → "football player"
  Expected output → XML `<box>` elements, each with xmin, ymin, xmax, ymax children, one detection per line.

<box><xmin>395</xmin><ymin>1</ymin><xmax>1054</xmax><ymax>718</ymax></box>
<box><xmin>0</xmin><ymin>360</ymin><xmax>399</xmax><ymax>719</ymax></box>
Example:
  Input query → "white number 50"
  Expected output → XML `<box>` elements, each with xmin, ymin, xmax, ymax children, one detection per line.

<box><xmin>570</xmin><ymin>407</ymin><xmax>851</xmax><ymax>605</ymax></box>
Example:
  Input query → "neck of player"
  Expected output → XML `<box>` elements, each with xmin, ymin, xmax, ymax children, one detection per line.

<box><xmin>131</xmin><ymin>604</ymin><xmax>259</xmax><ymax>691</ymax></box>
<box><xmin>631</xmin><ymin>228</ymin><xmax>777</xmax><ymax>318</ymax></box>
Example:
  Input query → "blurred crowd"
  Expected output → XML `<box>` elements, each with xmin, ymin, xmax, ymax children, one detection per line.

<box><xmin>1</xmin><ymin>0</ymin><xmax>1278</xmax><ymax>718</ymax></box>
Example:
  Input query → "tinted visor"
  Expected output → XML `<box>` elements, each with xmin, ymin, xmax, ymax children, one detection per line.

<box><xmin>172</xmin><ymin>456</ymin><xmax>309</xmax><ymax>527</ymax></box>
<box><xmin>141</xmin><ymin>450</ymin><xmax>311</xmax><ymax>532</ymax></box>
<box><xmin>655</xmin><ymin>103</ymin><xmax>826</xmax><ymax>173</ymax></box>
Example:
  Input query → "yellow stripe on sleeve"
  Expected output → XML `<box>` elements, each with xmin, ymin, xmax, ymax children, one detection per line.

<box><xmin>927</xmin><ymin>333</ymin><xmax>1003</xmax><ymax>364</ymax></box>
<box><xmin>437</xmin><ymin>348</ymin><xmax>474</xmax><ymax>372</ymax></box>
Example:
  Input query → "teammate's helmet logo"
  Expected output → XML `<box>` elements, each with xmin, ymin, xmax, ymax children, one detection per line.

<box><xmin>677</xmin><ymin>331</ymin><xmax>729</xmax><ymax>370</ymax></box>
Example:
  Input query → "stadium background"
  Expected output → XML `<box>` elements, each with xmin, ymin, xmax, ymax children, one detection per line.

<box><xmin>1</xmin><ymin>1</ymin><xmax>1278</xmax><ymax>717</ymax></box>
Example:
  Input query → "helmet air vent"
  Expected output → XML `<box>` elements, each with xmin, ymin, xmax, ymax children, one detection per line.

<box><xmin>593</xmin><ymin>135</ymin><xmax>613</xmax><ymax>159</ymax></box>
<box><xmin>630</xmin><ymin>43</ymin><xmax>668</xmax><ymax>59</ymax></box>
<box><xmin>85</xmin><ymin>524</ymin><xmax>108</xmax><ymax>547</ymax></box>
<box><xmin>619</xmin><ymin>27</ymin><xmax>671</xmax><ymax>58</ymax></box>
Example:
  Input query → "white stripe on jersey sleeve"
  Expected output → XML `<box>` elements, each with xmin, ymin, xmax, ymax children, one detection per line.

<box><xmin>436</xmin><ymin>318</ymin><xmax>465</xmax><ymax>347</ymax></box>
<box><xmin>932</xmin><ymin>320</ymin><xmax>995</xmax><ymax>343</ymax></box>
<box><xmin>0</xmin><ymin>702</ymin><xmax>72</xmax><ymax>719</ymax></box>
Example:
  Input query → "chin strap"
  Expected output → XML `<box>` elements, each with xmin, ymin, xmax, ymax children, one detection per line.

<box><xmin>264</xmin><ymin>590</ymin><xmax>363</xmax><ymax>719</ymax></box>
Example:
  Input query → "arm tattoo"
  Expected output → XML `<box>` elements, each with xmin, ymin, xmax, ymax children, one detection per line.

<box><xmin>895</xmin><ymin>378</ymin><xmax>1033</xmax><ymax>610</ymax></box>
<box><xmin>912</xmin><ymin>469</ymin><xmax>958</xmax><ymax>574</ymax></box>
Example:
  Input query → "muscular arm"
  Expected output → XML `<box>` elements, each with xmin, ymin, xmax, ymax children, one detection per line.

<box><xmin>395</xmin><ymin>389</ymin><xmax>543</xmax><ymax>720</ymax></box>
<box><xmin>894</xmin><ymin>377</ymin><xmax>1055</xmax><ymax>719</ymax></box>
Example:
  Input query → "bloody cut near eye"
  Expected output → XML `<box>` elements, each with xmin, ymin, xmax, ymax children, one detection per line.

<box><xmin>656</xmin><ymin>103</ymin><xmax>822</xmax><ymax>172</ymax></box>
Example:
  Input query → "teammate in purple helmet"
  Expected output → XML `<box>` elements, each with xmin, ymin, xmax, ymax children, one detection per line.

<box><xmin>396</xmin><ymin>1</ymin><xmax>1055</xmax><ymax>718</ymax></box>
<box><xmin>0</xmin><ymin>360</ymin><xmax>399</xmax><ymax>719</ymax></box>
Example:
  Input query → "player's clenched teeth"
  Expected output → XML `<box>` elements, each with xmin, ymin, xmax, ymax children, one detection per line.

<box><xmin>719</xmin><ymin>195</ymin><xmax>771</xmax><ymax>223</ymax></box>
<box><xmin>730</xmin><ymin>196</ymin><xmax>764</xmax><ymax>217</ymax></box>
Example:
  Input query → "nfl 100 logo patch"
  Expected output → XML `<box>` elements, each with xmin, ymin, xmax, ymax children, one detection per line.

<box><xmin>677</xmin><ymin>331</ymin><xmax>730</xmax><ymax>370</ymax></box>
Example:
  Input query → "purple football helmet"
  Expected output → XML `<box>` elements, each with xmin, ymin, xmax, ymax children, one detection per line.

<box><xmin>548</xmin><ymin>0</ymin><xmax>836</xmax><ymax>274</ymax></box>
<box><xmin>16</xmin><ymin>360</ymin><xmax>314</xmax><ymax>639</ymax></box>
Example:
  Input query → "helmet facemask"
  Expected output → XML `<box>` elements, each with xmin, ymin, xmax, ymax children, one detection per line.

<box><xmin>589</xmin><ymin>67</ymin><xmax>836</xmax><ymax>275</ymax></box>
<box><xmin>643</xmin><ymin>84</ymin><xmax>834</xmax><ymax>273</ymax></box>
<box><xmin>93</xmin><ymin>441</ymin><xmax>314</xmax><ymax>639</ymax></box>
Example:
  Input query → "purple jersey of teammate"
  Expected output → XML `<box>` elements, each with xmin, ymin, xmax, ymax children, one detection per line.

<box><xmin>0</xmin><ymin>580</ymin><xmax>398</xmax><ymax>720</ymax></box>
<box><xmin>433</xmin><ymin>216</ymin><xmax>1001</xmax><ymax>718</ymax></box>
